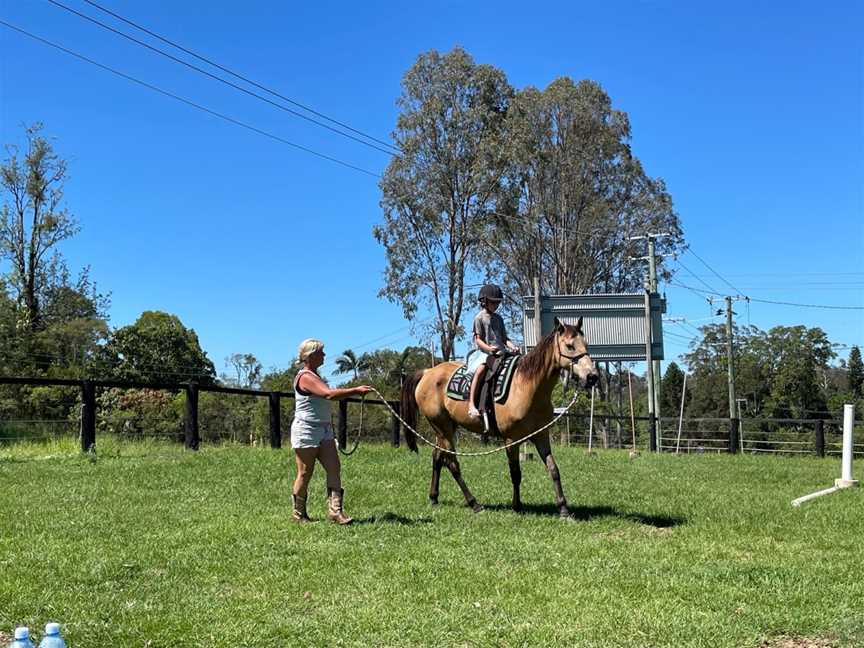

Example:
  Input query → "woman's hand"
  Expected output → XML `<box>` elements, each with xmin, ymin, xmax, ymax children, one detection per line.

<box><xmin>354</xmin><ymin>385</ymin><xmax>373</xmax><ymax>396</ymax></box>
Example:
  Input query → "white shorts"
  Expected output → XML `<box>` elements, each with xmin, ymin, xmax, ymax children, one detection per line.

<box><xmin>290</xmin><ymin>419</ymin><xmax>334</xmax><ymax>449</ymax></box>
<box><xmin>466</xmin><ymin>350</ymin><xmax>490</xmax><ymax>374</ymax></box>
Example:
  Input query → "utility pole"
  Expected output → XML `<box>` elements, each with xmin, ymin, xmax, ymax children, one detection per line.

<box><xmin>646</xmin><ymin>237</ymin><xmax>663</xmax><ymax>430</ymax></box>
<box><xmin>642</xmin><ymin>287</ymin><xmax>657</xmax><ymax>451</ymax></box>
<box><xmin>725</xmin><ymin>295</ymin><xmax>739</xmax><ymax>454</ymax></box>
<box><xmin>630</xmin><ymin>233</ymin><xmax>670</xmax><ymax>452</ymax></box>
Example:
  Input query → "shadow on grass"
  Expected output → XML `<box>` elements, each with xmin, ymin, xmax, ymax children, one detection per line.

<box><xmin>483</xmin><ymin>502</ymin><xmax>687</xmax><ymax>527</ymax></box>
<box><xmin>352</xmin><ymin>512</ymin><xmax>433</xmax><ymax>526</ymax></box>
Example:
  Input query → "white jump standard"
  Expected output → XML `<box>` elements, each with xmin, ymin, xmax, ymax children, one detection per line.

<box><xmin>791</xmin><ymin>404</ymin><xmax>859</xmax><ymax>507</ymax></box>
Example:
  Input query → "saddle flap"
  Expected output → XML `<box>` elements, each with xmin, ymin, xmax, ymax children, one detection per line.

<box><xmin>445</xmin><ymin>354</ymin><xmax>519</xmax><ymax>404</ymax></box>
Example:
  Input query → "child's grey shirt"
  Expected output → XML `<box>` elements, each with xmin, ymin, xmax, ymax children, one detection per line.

<box><xmin>473</xmin><ymin>310</ymin><xmax>508</xmax><ymax>350</ymax></box>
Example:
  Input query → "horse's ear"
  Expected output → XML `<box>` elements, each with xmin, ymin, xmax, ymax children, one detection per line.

<box><xmin>554</xmin><ymin>317</ymin><xmax>564</xmax><ymax>333</ymax></box>
<box><xmin>575</xmin><ymin>316</ymin><xmax>583</xmax><ymax>333</ymax></box>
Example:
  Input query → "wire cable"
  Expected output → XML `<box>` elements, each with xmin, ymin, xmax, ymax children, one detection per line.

<box><xmin>46</xmin><ymin>0</ymin><xmax>398</xmax><ymax>157</ymax></box>
<box><xmin>684</xmin><ymin>246</ymin><xmax>744</xmax><ymax>296</ymax></box>
<box><xmin>0</xmin><ymin>20</ymin><xmax>380</xmax><ymax>178</ymax></box>
<box><xmin>673</xmin><ymin>257</ymin><xmax>723</xmax><ymax>295</ymax></box>
<box><xmin>79</xmin><ymin>0</ymin><xmax>399</xmax><ymax>154</ymax></box>
<box><xmin>746</xmin><ymin>297</ymin><xmax>864</xmax><ymax>311</ymax></box>
<box><xmin>668</xmin><ymin>281</ymin><xmax>723</xmax><ymax>297</ymax></box>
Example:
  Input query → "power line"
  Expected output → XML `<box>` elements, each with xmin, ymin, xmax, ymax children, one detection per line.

<box><xmin>79</xmin><ymin>0</ymin><xmax>399</xmax><ymax>154</ymax></box>
<box><xmin>0</xmin><ymin>20</ymin><xmax>380</xmax><ymax>178</ymax></box>
<box><xmin>684</xmin><ymin>246</ymin><xmax>745</xmax><ymax>296</ymax></box>
<box><xmin>46</xmin><ymin>0</ymin><xmax>399</xmax><ymax>157</ymax></box>
<box><xmin>672</xmin><ymin>258</ymin><xmax>723</xmax><ymax>296</ymax></box>
<box><xmin>746</xmin><ymin>297</ymin><xmax>864</xmax><ymax>311</ymax></box>
<box><xmin>678</xmin><ymin>271</ymin><xmax>864</xmax><ymax>278</ymax></box>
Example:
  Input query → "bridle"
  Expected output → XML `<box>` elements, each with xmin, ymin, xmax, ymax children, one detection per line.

<box><xmin>557</xmin><ymin>333</ymin><xmax>590</xmax><ymax>365</ymax></box>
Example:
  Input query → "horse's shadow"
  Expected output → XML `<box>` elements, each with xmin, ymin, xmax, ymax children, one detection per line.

<box><xmin>483</xmin><ymin>502</ymin><xmax>686</xmax><ymax>528</ymax></box>
<box><xmin>352</xmin><ymin>512</ymin><xmax>433</xmax><ymax>527</ymax></box>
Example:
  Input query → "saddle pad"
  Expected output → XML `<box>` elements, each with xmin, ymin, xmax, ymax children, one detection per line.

<box><xmin>446</xmin><ymin>354</ymin><xmax>519</xmax><ymax>403</ymax></box>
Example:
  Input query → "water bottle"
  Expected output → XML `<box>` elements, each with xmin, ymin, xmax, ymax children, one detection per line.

<box><xmin>10</xmin><ymin>627</ymin><xmax>35</xmax><ymax>648</ymax></box>
<box><xmin>38</xmin><ymin>623</ymin><xmax>66</xmax><ymax>648</ymax></box>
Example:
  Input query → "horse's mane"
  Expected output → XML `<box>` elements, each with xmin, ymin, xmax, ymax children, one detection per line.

<box><xmin>518</xmin><ymin>329</ymin><xmax>558</xmax><ymax>381</ymax></box>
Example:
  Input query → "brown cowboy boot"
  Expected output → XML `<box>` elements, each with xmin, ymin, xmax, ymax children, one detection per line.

<box><xmin>327</xmin><ymin>488</ymin><xmax>353</xmax><ymax>525</ymax></box>
<box><xmin>292</xmin><ymin>494</ymin><xmax>312</xmax><ymax>523</ymax></box>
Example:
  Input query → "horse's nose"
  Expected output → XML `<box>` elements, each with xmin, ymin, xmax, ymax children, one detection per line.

<box><xmin>586</xmin><ymin>372</ymin><xmax>598</xmax><ymax>388</ymax></box>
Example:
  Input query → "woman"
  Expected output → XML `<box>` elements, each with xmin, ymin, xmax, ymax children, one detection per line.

<box><xmin>291</xmin><ymin>338</ymin><xmax>372</xmax><ymax>525</ymax></box>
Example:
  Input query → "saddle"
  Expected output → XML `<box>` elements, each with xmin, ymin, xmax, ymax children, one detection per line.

<box><xmin>446</xmin><ymin>352</ymin><xmax>519</xmax><ymax>406</ymax></box>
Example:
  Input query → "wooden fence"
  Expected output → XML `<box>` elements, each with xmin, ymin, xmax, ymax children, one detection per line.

<box><xmin>2</xmin><ymin>376</ymin><xmax>858</xmax><ymax>458</ymax></box>
<box><xmin>0</xmin><ymin>376</ymin><xmax>401</xmax><ymax>451</ymax></box>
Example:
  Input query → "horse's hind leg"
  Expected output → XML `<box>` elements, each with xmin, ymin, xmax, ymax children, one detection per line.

<box><xmin>505</xmin><ymin>443</ymin><xmax>522</xmax><ymax>512</ymax></box>
<box><xmin>531</xmin><ymin>433</ymin><xmax>571</xmax><ymax>518</ymax></box>
<box><xmin>431</xmin><ymin>423</ymin><xmax>483</xmax><ymax>513</ymax></box>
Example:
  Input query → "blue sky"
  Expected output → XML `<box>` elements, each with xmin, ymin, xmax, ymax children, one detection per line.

<box><xmin>1</xmin><ymin>0</ymin><xmax>862</xmax><ymax>380</ymax></box>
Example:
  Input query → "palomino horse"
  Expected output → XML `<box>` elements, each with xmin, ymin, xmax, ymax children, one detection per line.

<box><xmin>400</xmin><ymin>317</ymin><xmax>599</xmax><ymax>518</ymax></box>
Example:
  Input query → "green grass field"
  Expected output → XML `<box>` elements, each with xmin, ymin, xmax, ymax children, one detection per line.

<box><xmin>1</xmin><ymin>438</ymin><xmax>862</xmax><ymax>648</ymax></box>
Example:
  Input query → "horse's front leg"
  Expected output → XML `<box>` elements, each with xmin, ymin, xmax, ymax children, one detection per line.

<box><xmin>531</xmin><ymin>433</ymin><xmax>570</xmax><ymax>518</ymax></box>
<box><xmin>505</xmin><ymin>443</ymin><xmax>522</xmax><ymax>512</ymax></box>
<box><xmin>429</xmin><ymin>448</ymin><xmax>444</xmax><ymax>505</ymax></box>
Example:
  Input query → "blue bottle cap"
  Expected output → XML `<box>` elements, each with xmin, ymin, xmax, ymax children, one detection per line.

<box><xmin>14</xmin><ymin>627</ymin><xmax>30</xmax><ymax>640</ymax></box>
<box><xmin>44</xmin><ymin>623</ymin><xmax>61</xmax><ymax>635</ymax></box>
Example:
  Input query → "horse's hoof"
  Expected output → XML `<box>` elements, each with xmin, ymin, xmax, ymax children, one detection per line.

<box><xmin>429</xmin><ymin>497</ymin><xmax>439</xmax><ymax>506</ymax></box>
<box><xmin>512</xmin><ymin>502</ymin><xmax>522</xmax><ymax>513</ymax></box>
<box><xmin>559</xmin><ymin>510</ymin><xmax>575</xmax><ymax>521</ymax></box>
<box><xmin>470</xmin><ymin>502</ymin><xmax>485</xmax><ymax>513</ymax></box>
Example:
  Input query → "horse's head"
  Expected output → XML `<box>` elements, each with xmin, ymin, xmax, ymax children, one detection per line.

<box><xmin>553</xmin><ymin>317</ymin><xmax>599</xmax><ymax>390</ymax></box>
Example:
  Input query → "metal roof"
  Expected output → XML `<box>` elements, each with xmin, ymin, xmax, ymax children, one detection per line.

<box><xmin>522</xmin><ymin>292</ymin><xmax>666</xmax><ymax>361</ymax></box>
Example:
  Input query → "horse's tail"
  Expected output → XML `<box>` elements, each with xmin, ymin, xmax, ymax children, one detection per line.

<box><xmin>399</xmin><ymin>370</ymin><xmax>424</xmax><ymax>453</ymax></box>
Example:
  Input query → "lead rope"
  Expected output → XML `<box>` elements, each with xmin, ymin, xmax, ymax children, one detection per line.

<box><xmin>365</xmin><ymin>385</ymin><xmax>581</xmax><ymax>457</ymax></box>
<box><xmin>337</xmin><ymin>393</ymin><xmax>365</xmax><ymax>456</ymax></box>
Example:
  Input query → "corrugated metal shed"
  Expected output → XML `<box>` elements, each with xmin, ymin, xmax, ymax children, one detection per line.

<box><xmin>522</xmin><ymin>292</ymin><xmax>666</xmax><ymax>361</ymax></box>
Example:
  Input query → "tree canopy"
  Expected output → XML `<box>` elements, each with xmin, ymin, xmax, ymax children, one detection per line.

<box><xmin>376</xmin><ymin>47</ymin><xmax>512</xmax><ymax>360</ymax></box>
<box><xmin>104</xmin><ymin>311</ymin><xmax>216</xmax><ymax>385</ymax></box>
<box><xmin>682</xmin><ymin>323</ymin><xmax>836</xmax><ymax>419</ymax></box>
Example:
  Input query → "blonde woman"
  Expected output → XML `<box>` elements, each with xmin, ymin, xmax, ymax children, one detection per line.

<box><xmin>291</xmin><ymin>338</ymin><xmax>372</xmax><ymax>524</ymax></box>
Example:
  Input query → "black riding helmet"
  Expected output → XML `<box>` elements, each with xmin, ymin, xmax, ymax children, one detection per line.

<box><xmin>478</xmin><ymin>284</ymin><xmax>503</xmax><ymax>304</ymax></box>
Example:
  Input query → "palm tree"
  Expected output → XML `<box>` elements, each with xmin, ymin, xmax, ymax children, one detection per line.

<box><xmin>334</xmin><ymin>349</ymin><xmax>367</xmax><ymax>380</ymax></box>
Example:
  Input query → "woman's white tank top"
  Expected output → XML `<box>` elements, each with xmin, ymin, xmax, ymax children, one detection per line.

<box><xmin>293</xmin><ymin>369</ymin><xmax>331</xmax><ymax>424</ymax></box>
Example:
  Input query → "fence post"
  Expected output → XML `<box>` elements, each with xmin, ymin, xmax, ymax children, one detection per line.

<box><xmin>338</xmin><ymin>399</ymin><xmax>348</xmax><ymax>449</ymax></box>
<box><xmin>815</xmin><ymin>419</ymin><xmax>825</xmax><ymax>458</ymax></box>
<box><xmin>648</xmin><ymin>415</ymin><xmax>657</xmax><ymax>452</ymax></box>
<box><xmin>269</xmin><ymin>392</ymin><xmax>281</xmax><ymax>449</ymax></box>
<box><xmin>80</xmin><ymin>380</ymin><xmax>96</xmax><ymax>452</ymax></box>
<box><xmin>184</xmin><ymin>381</ymin><xmax>199</xmax><ymax>450</ymax></box>
<box><xmin>728</xmin><ymin>418</ymin><xmax>740</xmax><ymax>454</ymax></box>
<box><xmin>391</xmin><ymin>402</ymin><xmax>401</xmax><ymax>448</ymax></box>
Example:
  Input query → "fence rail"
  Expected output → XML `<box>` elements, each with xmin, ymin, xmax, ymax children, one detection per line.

<box><xmin>2</xmin><ymin>376</ymin><xmax>859</xmax><ymax>458</ymax></box>
<box><xmin>556</xmin><ymin>413</ymin><xmax>862</xmax><ymax>458</ymax></box>
<box><xmin>0</xmin><ymin>376</ymin><xmax>401</xmax><ymax>451</ymax></box>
